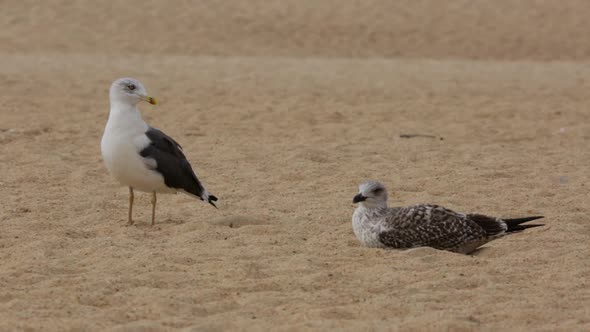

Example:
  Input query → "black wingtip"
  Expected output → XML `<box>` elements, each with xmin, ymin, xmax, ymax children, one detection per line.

<box><xmin>504</xmin><ymin>216</ymin><xmax>544</xmax><ymax>223</ymax></box>
<box><xmin>506</xmin><ymin>223</ymin><xmax>544</xmax><ymax>233</ymax></box>
<box><xmin>504</xmin><ymin>216</ymin><xmax>545</xmax><ymax>232</ymax></box>
<box><xmin>208</xmin><ymin>195</ymin><xmax>218</xmax><ymax>209</ymax></box>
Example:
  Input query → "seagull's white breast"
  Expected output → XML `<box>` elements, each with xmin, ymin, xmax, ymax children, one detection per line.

<box><xmin>101</xmin><ymin>105</ymin><xmax>175</xmax><ymax>194</ymax></box>
<box><xmin>352</xmin><ymin>207</ymin><xmax>388</xmax><ymax>248</ymax></box>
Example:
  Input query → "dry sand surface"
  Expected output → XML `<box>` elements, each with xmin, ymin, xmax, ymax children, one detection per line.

<box><xmin>1</xmin><ymin>1</ymin><xmax>590</xmax><ymax>331</ymax></box>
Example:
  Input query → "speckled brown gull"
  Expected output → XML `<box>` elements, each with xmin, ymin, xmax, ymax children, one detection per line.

<box><xmin>352</xmin><ymin>180</ymin><xmax>544</xmax><ymax>254</ymax></box>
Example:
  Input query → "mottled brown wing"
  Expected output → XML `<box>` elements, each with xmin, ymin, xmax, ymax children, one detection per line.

<box><xmin>378</xmin><ymin>205</ymin><xmax>488</xmax><ymax>251</ymax></box>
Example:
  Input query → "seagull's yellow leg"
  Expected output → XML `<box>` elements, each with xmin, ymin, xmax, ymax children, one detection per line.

<box><xmin>151</xmin><ymin>191</ymin><xmax>157</xmax><ymax>226</ymax></box>
<box><xmin>128</xmin><ymin>187</ymin><xmax>134</xmax><ymax>225</ymax></box>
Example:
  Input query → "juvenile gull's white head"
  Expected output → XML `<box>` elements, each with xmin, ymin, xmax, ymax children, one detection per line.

<box><xmin>109</xmin><ymin>77</ymin><xmax>158</xmax><ymax>107</ymax></box>
<box><xmin>353</xmin><ymin>180</ymin><xmax>388</xmax><ymax>208</ymax></box>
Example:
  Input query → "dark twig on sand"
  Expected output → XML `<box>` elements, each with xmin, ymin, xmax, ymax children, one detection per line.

<box><xmin>399</xmin><ymin>134</ymin><xmax>444</xmax><ymax>140</ymax></box>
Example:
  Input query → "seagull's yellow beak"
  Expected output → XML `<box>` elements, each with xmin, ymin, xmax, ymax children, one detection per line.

<box><xmin>139</xmin><ymin>95</ymin><xmax>158</xmax><ymax>105</ymax></box>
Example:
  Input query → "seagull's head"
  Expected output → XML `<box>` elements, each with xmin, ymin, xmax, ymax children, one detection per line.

<box><xmin>353</xmin><ymin>180</ymin><xmax>388</xmax><ymax>208</ymax></box>
<box><xmin>109</xmin><ymin>77</ymin><xmax>158</xmax><ymax>107</ymax></box>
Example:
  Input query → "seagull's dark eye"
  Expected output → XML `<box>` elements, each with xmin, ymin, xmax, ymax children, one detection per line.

<box><xmin>127</xmin><ymin>84</ymin><xmax>136</xmax><ymax>91</ymax></box>
<box><xmin>373</xmin><ymin>188</ymin><xmax>384</xmax><ymax>195</ymax></box>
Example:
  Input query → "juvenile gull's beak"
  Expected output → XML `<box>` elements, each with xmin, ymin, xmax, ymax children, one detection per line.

<box><xmin>139</xmin><ymin>95</ymin><xmax>158</xmax><ymax>105</ymax></box>
<box><xmin>353</xmin><ymin>193</ymin><xmax>367</xmax><ymax>204</ymax></box>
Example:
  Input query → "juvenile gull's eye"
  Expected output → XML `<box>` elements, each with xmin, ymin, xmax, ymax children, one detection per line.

<box><xmin>127</xmin><ymin>84</ymin><xmax>136</xmax><ymax>91</ymax></box>
<box><xmin>373</xmin><ymin>188</ymin><xmax>384</xmax><ymax>195</ymax></box>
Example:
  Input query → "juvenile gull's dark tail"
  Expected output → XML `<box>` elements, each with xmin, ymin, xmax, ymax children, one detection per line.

<box><xmin>504</xmin><ymin>216</ymin><xmax>545</xmax><ymax>232</ymax></box>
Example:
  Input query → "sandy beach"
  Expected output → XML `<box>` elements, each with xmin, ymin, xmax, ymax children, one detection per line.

<box><xmin>0</xmin><ymin>1</ymin><xmax>589</xmax><ymax>331</ymax></box>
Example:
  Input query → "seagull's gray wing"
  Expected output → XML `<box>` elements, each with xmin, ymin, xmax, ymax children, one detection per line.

<box><xmin>140</xmin><ymin>127</ymin><xmax>217</xmax><ymax>207</ymax></box>
<box><xmin>378</xmin><ymin>205</ymin><xmax>491</xmax><ymax>253</ymax></box>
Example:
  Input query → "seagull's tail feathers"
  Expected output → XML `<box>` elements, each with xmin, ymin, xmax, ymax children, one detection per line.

<box><xmin>503</xmin><ymin>216</ymin><xmax>545</xmax><ymax>233</ymax></box>
<box><xmin>179</xmin><ymin>187</ymin><xmax>218</xmax><ymax>209</ymax></box>
<box><xmin>186</xmin><ymin>171</ymin><xmax>218</xmax><ymax>209</ymax></box>
<box><xmin>207</xmin><ymin>194</ymin><xmax>218</xmax><ymax>208</ymax></box>
<box><xmin>196</xmin><ymin>190</ymin><xmax>218</xmax><ymax>209</ymax></box>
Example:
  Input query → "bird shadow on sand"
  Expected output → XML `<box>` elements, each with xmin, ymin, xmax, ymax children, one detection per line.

<box><xmin>468</xmin><ymin>247</ymin><xmax>492</xmax><ymax>256</ymax></box>
<box><xmin>123</xmin><ymin>218</ymin><xmax>187</xmax><ymax>229</ymax></box>
<box><xmin>397</xmin><ymin>246</ymin><xmax>493</xmax><ymax>257</ymax></box>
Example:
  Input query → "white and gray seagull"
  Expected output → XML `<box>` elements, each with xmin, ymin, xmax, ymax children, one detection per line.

<box><xmin>352</xmin><ymin>180</ymin><xmax>543</xmax><ymax>254</ymax></box>
<box><xmin>101</xmin><ymin>77</ymin><xmax>218</xmax><ymax>225</ymax></box>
